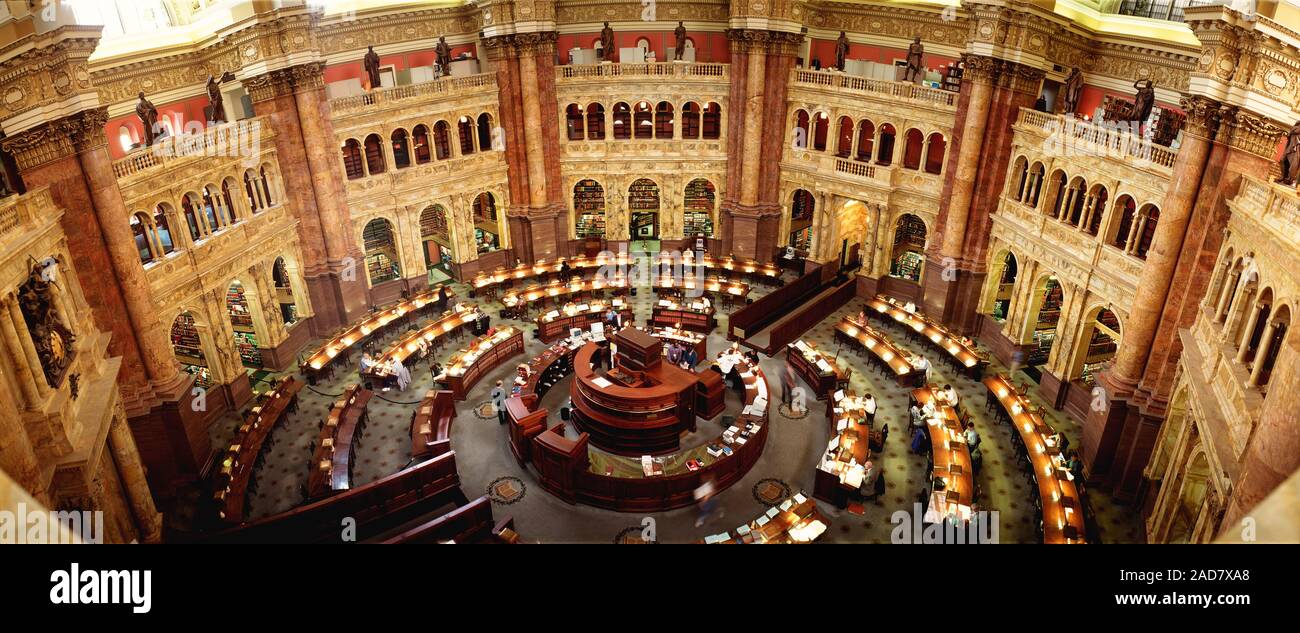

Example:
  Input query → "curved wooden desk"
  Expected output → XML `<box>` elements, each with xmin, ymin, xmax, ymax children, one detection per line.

<box><xmin>300</xmin><ymin>285</ymin><xmax>454</xmax><ymax>383</ymax></box>
<box><xmin>364</xmin><ymin>304</ymin><xmax>480</xmax><ymax>384</ymax></box>
<box><xmin>912</xmin><ymin>386</ymin><xmax>974</xmax><ymax>522</ymax></box>
<box><xmin>213</xmin><ymin>376</ymin><xmax>303</xmax><ymax>523</ymax></box>
<box><xmin>307</xmin><ymin>385</ymin><xmax>373</xmax><ymax>501</ymax></box>
<box><xmin>865</xmin><ymin>295</ymin><xmax>986</xmax><ymax>377</ymax></box>
<box><xmin>835</xmin><ymin>316</ymin><xmax>923</xmax><ymax>386</ymax></box>
<box><xmin>569</xmin><ymin>342</ymin><xmax>698</xmax><ymax>455</ymax></box>
<box><xmin>436</xmin><ymin>327</ymin><xmax>525</xmax><ymax>400</ymax></box>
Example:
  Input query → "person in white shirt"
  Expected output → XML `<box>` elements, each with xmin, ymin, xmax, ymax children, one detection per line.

<box><xmin>941</xmin><ymin>384</ymin><xmax>960</xmax><ymax>407</ymax></box>
<box><xmin>964</xmin><ymin>421</ymin><xmax>980</xmax><ymax>449</ymax></box>
<box><xmin>913</xmin><ymin>355</ymin><xmax>931</xmax><ymax>381</ymax></box>
<box><xmin>862</xmin><ymin>394</ymin><xmax>877</xmax><ymax>426</ymax></box>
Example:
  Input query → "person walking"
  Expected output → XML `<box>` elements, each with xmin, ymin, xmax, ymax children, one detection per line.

<box><xmin>490</xmin><ymin>380</ymin><xmax>507</xmax><ymax>425</ymax></box>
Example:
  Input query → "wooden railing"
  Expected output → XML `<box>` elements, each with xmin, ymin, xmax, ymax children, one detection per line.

<box><xmin>790</xmin><ymin>68</ymin><xmax>957</xmax><ymax>108</ymax></box>
<box><xmin>1016</xmin><ymin>108</ymin><xmax>1178</xmax><ymax>171</ymax></box>
<box><xmin>329</xmin><ymin>72</ymin><xmax>496</xmax><ymax>112</ymax></box>
<box><xmin>111</xmin><ymin>117</ymin><xmax>272</xmax><ymax>180</ymax></box>
<box><xmin>557</xmin><ymin>62</ymin><xmax>728</xmax><ymax>81</ymax></box>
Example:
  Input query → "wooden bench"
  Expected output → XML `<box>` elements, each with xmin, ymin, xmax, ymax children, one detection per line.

<box><xmin>382</xmin><ymin>496</ymin><xmax>517</xmax><ymax>544</ymax></box>
<box><xmin>410</xmin><ymin>390</ymin><xmax>457</xmax><ymax>460</ymax></box>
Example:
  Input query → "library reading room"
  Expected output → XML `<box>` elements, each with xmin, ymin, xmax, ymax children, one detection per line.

<box><xmin>2</xmin><ymin>0</ymin><xmax>1300</xmax><ymax>546</ymax></box>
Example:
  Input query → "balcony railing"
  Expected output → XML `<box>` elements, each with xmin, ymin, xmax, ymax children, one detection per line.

<box><xmin>0</xmin><ymin>187</ymin><xmax>56</xmax><ymax>243</ymax></box>
<box><xmin>790</xmin><ymin>69</ymin><xmax>957</xmax><ymax>108</ymax></box>
<box><xmin>557</xmin><ymin>62</ymin><xmax>728</xmax><ymax>81</ymax></box>
<box><xmin>1237</xmin><ymin>174</ymin><xmax>1300</xmax><ymax>229</ymax></box>
<box><xmin>1016</xmin><ymin>108</ymin><xmax>1178</xmax><ymax>171</ymax></box>
<box><xmin>111</xmin><ymin>117</ymin><xmax>272</xmax><ymax>180</ymax></box>
<box><xmin>329</xmin><ymin>73</ymin><xmax>497</xmax><ymax>113</ymax></box>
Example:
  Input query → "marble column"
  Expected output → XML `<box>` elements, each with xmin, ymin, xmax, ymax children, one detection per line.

<box><xmin>107</xmin><ymin>414</ymin><xmax>163</xmax><ymax>543</ymax></box>
<box><xmin>1235</xmin><ymin>302</ymin><xmax>1264</xmax><ymax>362</ymax></box>
<box><xmin>0</xmin><ymin>358</ymin><xmax>43</xmax><ymax>504</ymax></box>
<box><xmin>739</xmin><ymin>48</ymin><xmax>766</xmax><ymax>207</ymax></box>
<box><xmin>1246</xmin><ymin>320</ymin><xmax>1279</xmax><ymax>385</ymax></box>
<box><xmin>0</xmin><ymin>296</ymin><xmax>43</xmax><ymax>406</ymax></box>
<box><xmin>518</xmin><ymin>54</ymin><xmax>549</xmax><ymax>209</ymax></box>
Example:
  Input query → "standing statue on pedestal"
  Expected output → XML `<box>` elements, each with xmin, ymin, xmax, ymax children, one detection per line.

<box><xmin>674</xmin><ymin>21</ymin><xmax>688</xmax><ymax>61</ymax></box>
<box><xmin>600</xmin><ymin>22</ymin><xmax>616</xmax><ymax>62</ymax></box>
<box><xmin>1061</xmin><ymin>67</ymin><xmax>1084</xmax><ymax>116</ymax></box>
<box><xmin>204</xmin><ymin>71</ymin><xmax>236</xmax><ymax>124</ymax></box>
<box><xmin>136</xmin><ymin>92</ymin><xmax>159</xmax><ymax>147</ymax></box>
<box><xmin>1278</xmin><ymin>122</ymin><xmax>1300</xmax><ymax>186</ymax></box>
<box><xmin>436</xmin><ymin>36</ymin><xmax>452</xmax><ymax>75</ymax></box>
<box><xmin>835</xmin><ymin>31</ymin><xmax>849</xmax><ymax>71</ymax></box>
<box><xmin>1131</xmin><ymin>79</ymin><xmax>1155</xmax><ymax>123</ymax></box>
<box><xmin>904</xmin><ymin>36</ymin><xmax>925</xmax><ymax>83</ymax></box>
<box><xmin>363</xmin><ymin>45</ymin><xmax>382</xmax><ymax>90</ymax></box>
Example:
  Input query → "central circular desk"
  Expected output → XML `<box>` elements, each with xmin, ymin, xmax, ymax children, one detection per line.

<box><xmin>569</xmin><ymin>339</ymin><xmax>699</xmax><ymax>455</ymax></box>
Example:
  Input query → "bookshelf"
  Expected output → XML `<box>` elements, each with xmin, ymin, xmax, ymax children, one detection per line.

<box><xmin>890</xmin><ymin>251</ymin><xmax>924</xmax><ymax>282</ymax></box>
<box><xmin>226</xmin><ymin>283</ymin><xmax>254</xmax><ymax>332</ymax></box>
<box><xmin>170</xmin><ymin>313</ymin><xmax>205</xmax><ymax>364</ymax></box>
<box><xmin>684</xmin><ymin>179</ymin><xmax>716</xmax><ymax>238</ymax></box>
<box><xmin>942</xmin><ymin>60</ymin><xmax>963</xmax><ymax>92</ymax></box>
<box><xmin>234</xmin><ymin>331</ymin><xmax>262</xmax><ymax>367</ymax></box>
<box><xmin>363</xmin><ymin>220</ymin><xmax>401</xmax><ymax>283</ymax></box>
<box><xmin>1035</xmin><ymin>280</ymin><xmax>1062</xmax><ymax>330</ymax></box>
<box><xmin>628</xmin><ymin>180</ymin><xmax>660</xmax><ymax>211</ymax></box>
<box><xmin>574</xmin><ymin>179</ymin><xmax>606</xmax><ymax>239</ymax></box>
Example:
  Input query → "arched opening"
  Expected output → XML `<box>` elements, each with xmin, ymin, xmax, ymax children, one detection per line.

<box><xmin>1085</xmin><ymin>184</ymin><xmax>1108</xmax><ymax>235</ymax></box>
<box><xmin>573</xmin><ymin>179</ymin><xmax>606</xmax><ymax>239</ymax></box>
<box><xmin>889</xmin><ymin>213</ymin><xmax>926</xmax><ymax>282</ymax></box>
<box><xmin>170</xmin><ymin>312</ymin><xmax>212</xmax><ymax>388</ymax></box>
<box><xmin>812</xmin><ymin>111</ymin><xmax>829</xmax><ymax>151</ymax></box>
<box><xmin>243</xmin><ymin>169</ymin><xmax>264</xmax><ymax>214</ymax></box>
<box><xmin>131</xmin><ymin>213</ymin><xmax>154</xmax><ymax>264</ymax></box>
<box><xmin>855</xmin><ymin>119</ymin><xmax>875</xmax><ymax>162</ymax></box>
<box><xmin>1045</xmin><ymin>170</ymin><xmax>1068</xmax><ymax>219</ymax></box>
<box><xmin>1010</xmin><ymin>156</ymin><xmax>1029</xmax><ymax>202</ymax></box>
<box><xmin>204</xmin><ymin>185</ymin><xmax>229</xmax><ymax>229</ymax></box>
<box><xmin>702</xmin><ymin>102</ymin><xmax>721</xmax><ymax>139</ymax></box>
<box><xmin>472</xmin><ymin>192</ymin><xmax>503</xmax><ymax>254</ymax></box>
<box><xmin>180</xmin><ymin>195</ymin><xmax>202</xmax><ymax>242</ymax></box>
<box><xmin>419</xmin><ymin>204</ymin><xmax>453</xmax><ymax>273</ymax></box>
<box><xmin>654</xmin><ymin>101</ymin><xmax>674</xmax><ymax>139</ymax></box>
<box><xmin>633</xmin><ymin>101</ymin><xmax>653</xmax><ymax>139</ymax></box>
<box><xmin>391</xmin><ymin>128</ymin><xmax>411</xmax><ymax>169</ymax></box>
<box><xmin>1108</xmin><ymin>195</ymin><xmax>1137</xmax><ymax>249</ymax></box>
<box><xmin>220</xmin><ymin>178</ymin><xmax>240</xmax><ymax>224</ymax></box>
<box><xmin>983</xmin><ymin>251</ymin><xmax>1018</xmax><ymax>321</ymax></box>
<box><xmin>362</xmin><ymin>218</ymin><xmax>402</xmax><ymax>284</ymax></box>
<box><xmin>1026</xmin><ymin>162</ymin><xmax>1045</xmax><ymax>207</ymax></box>
<box><xmin>342</xmin><ymin>138</ymin><xmax>364</xmax><ymax>179</ymax></box>
<box><xmin>476</xmin><ymin>113</ymin><xmax>493</xmax><ymax>150</ymax></box>
<box><xmin>613</xmin><ymin>102</ymin><xmax>631</xmax><ymax>140</ymax></box>
<box><xmin>835</xmin><ymin>116</ymin><xmax>854</xmax><ymax>157</ymax></box>
<box><xmin>681</xmin><ymin>102</ymin><xmax>701</xmax><ymax>139</ymax></box>
<box><xmin>1134</xmin><ymin>205</ymin><xmax>1160</xmax><ymax>258</ymax></box>
<box><xmin>1253</xmin><ymin>305</ymin><xmax>1290</xmax><ymax>388</ymax></box>
<box><xmin>1074</xmin><ymin>307</ymin><xmax>1122</xmax><ymax>385</ymax></box>
<box><xmin>876</xmin><ymin>124</ymin><xmax>897</xmax><ymax>165</ymax></box>
<box><xmin>226</xmin><ymin>280</ymin><xmax>263</xmax><ymax>368</ymax></box>
<box><xmin>902</xmin><ymin>128</ymin><xmax>924</xmax><ymax>170</ymax></box>
<box><xmin>363</xmin><ymin>133</ymin><xmax>386</xmax><ymax>174</ymax></box>
<box><xmin>787</xmin><ymin>189</ymin><xmax>815</xmax><ymax>251</ymax></box>
<box><xmin>195</xmin><ymin>191</ymin><xmax>220</xmax><ymax>236</ymax></box>
<box><xmin>153</xmin><ymin>204</ymin><xmax>175</xmax><ymax>255</ymax></box>
<box><xmin>924</xmin><ymin>133</ymin><xmax>946</xmax><ymax>174</ymax></box>
<box><xmin>412</xmin><ymin>124</ymin><xmax>432</xmax><ymax>164</ymax></box>
<box><xmin>683</xmin><ymin>178</ymin><xmax>716</xmax><ymax>238</ymax></box>
<box><xmin>586</xmin><ymin>103</ymin><xmax>606</xmax><ymax>140</ymax></box>
<box><xmin>433</xmin><ymin>121</ymin><xmax>452</xmax><ymax>159</ymax></box>
<box><xmin>566</xmin><ymin>104</ymin><xmax>585</xmax><ymax>140</ymax></box>
<box><xmin>258</xmin><ymin>165</ymin><xmax>276</xmax><ymax>209</ymax></box>
<box><xmin>1026</xmin><ymin>276</ymin><xmax>1064</xmax><ymax>367</ymax></box>
<box><xmin>118</xmin><ymin>125</ymin><xmax>136</xmax><ymax>153</ymax></box>
<box><xmin>1064</xmin><ymin>177</ymin><xmax>1088</xmax><ymax>226</ymax></box>
<box><xmin>1165</xmin><ymin>451</ymin><xmax>1209</xmax><ymax>544</ymax></box>
<box><xmin>628</xmin><ymin>178</ymin><xmax>660</xmax><ymax>241</ymax></box>
<box><xmin>793</xmin><ymin>110</ymin><xmax>811</xmax><ymax>149</ymax></box>
<box><xmin>272</xmin><ymin>257</ymin><xmax>299</xmax><ymax>326</ymax></box>
<box><xmin>1238</xmin><ymin>287</ymin><xmax>1272</xmax><ymax>370</ymax></box>
<box><xmin>456</xmin><ymin>116</ymin><xmax>476</xmax><ymax>154</ymax></box>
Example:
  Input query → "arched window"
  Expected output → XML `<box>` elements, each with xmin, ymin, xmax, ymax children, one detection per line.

<box><xmin>180</xmin><ymin>195</ymin><xmax>202</xmax><ymax>242</ymax></box>
<box><xmin>433</xmin><ymin>121</ymin><xmax>452</xmax><ymax>159</ymax></box>
<box><xmin>419</xmin><ymin>205</ymin><xmax>452</xmax><ymax>271</ymax></box>
<box><xmin>472</xmin><ymin>192</ymin><xmax>502</xmax><ymax>253</ymax></box>
<box><xmin>586</xmin><ymin>103</ymin><xmax>605</xmax><ymax>140</ymax></box>
<box><xmin>633</xmin><ymin>101</ymin><xmax>653</xmax><ymax>139</ymax></box>
<box><xmin>835</xmin><ymin>116</ymin><xmax>854</xmax><ymax>157</ymax></box>
<box><xmin>363</xmin><ymin>133</ymin><xmax>386</xmax><ymax>174</ymax></box>
<box><xmin>683</xmin><ymin>178</ymin><xmax>716</xmax><ymax>238</ymax></box>
<box><xmin>902</xmin><ymin>128</ymin><xmax>924</xmax><ymax>170</ymax></box>
<box><xmin>876</xmin><ymin>124</ymin><xmax>897</xmax><ymax>165</ymax></box>
<box><xmin>342</xmin><ymin>139</ymin><xmax>364</xmax><ymax>179</ymax></box>
<box><xmin>1046</xmin><ymin>170</ymin><xmax>1069</xmax><ymax>218</ymax></box>
<box><xmin>1109</xmin><ymin>195</ymin><xmax>1137</xmax><ymax>250</ymax></box>
<box><xmin>243</xmin><ymin>170</ymin><xmax>263</xmax><ymax>213</ymax></box>
<box><xmin>573</xmin><ymin>180</ymin><xmax>606</xmax><ymax>239</ymax></box>
<box><xmin>1026</xmin><ymin>163</ymin><xmax>1046</xmax><ymax>207</ymax></box>
<box><xmin>702</xmin><ymin>102</ymin><xmax>721</xmax><ymax>139</ymax></box>
<box><xmin>118</xmin><ymin>125</ymin><xmax>135</xmax><ymax>153</ymax></box>
<box><xmin>855</xmin><ymin>120</ymin><xmax>874</xmax><ymax>161</ymax></box>
<box><xmin>362</xmin><ymin>218</ymin><xmax>401</xmax><ymax>284</ymax></box>
<box><xmin>204</xmin><ymin>185</ymin><xmax>228</xmax><ymax>228</ymax></box>
<box><xmin>259</xmin><ymin>166</ymin><xmax>275</xmax><ymax>208</ymax></box>
<box><xmin>1010</xmin><ymin>156</ymin><xmax>1030</xmax><ymax>202</ymax></box>
<box><xmin>924</xmin><ymin>133</ymin><xmax>946</xmax><ymax>175</ymax></box>
<box><xmin>477</xmin><ymin>113</ymin><xmax>493</xmax><ymax>150</ymax></box>
<box><xmin>788</xmin><ymin>189</ymin><xmax>815</xmax><ymax>250</ymax></box>
<box><xmin>654</xmin><ymin>101</ymin><xmax>674</xmax><ymax>139</ymax></box>
<box><xmin>613</xmin><ymin>102</ymin><xmax>631</xmax><ymax>140</ymax></box>
<box><xmin>457</xmin><ymin>116</ymin><xmax>475</xmax><ymax>154</ymax></box>
<box><xmin>566</xmin><ymin>104</ymin><xmax>585</xmax><ymax>140</ymax></box>
<box><xmin>1134</xmin><ymin>205</ymin><xmax>1159</xmax><ymax>258</ymax></box>
<box><xmin>412</xmin><ymin>124</ymin><xmax>432</xmax><ymax>164</ymax></box>
<box><xmin>197</xmin><ymin>191</ymin><xmax>220</xmax><ymax>234</ymax></box>
<box><xmin>793</xmin><ymin>110</ymin><xmax>811</xmax><ymax>149</ymax></box>
<box><xmin>221</xmin><ymin>179</ymin><xmax>239</xmax><ymax>223</ymax></box>
<box><xmin>681</xmin><ymin>102</ymin><xmax>701</xmax><ymax>139</ymax></box>
<box><xmin>153</xmin><ymin>204</ymin><xmax>175</xmax><ymax>254</ymax></box>
<box><xmin>889</xmin><ymin>214</ymin><xmax>927</xmax><ymax>282</ymax></box>
<box><xmin>391</xmin><ymin>128</ymin><xmax>411</xmax><ymax>169</ymax></box>
<box><xmin>1085</xmin><ymin>184</ymin><xmax>1108</xmax><ymax>235</ymax></box>
<box><xmin>1064</xmin><ymin>177</ymin><xmax>1087</xmax><ymax>226</ymax></box>
<box><xmin>131</xmin><ymin>213</ymin><xmax>154</xmax><ymax>263</ymax></box>
<box><xmin>812</xmin><ymin>112</ymin><xmax>829</xmax><ymax>151</ymax></box>
<box><xmin>1252</xmin><ymin>305</ymin><xmax>1289</xmax><ymax>387</ymax></box>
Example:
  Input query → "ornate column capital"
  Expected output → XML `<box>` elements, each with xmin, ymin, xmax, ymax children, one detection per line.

<box><xmin>1223</xmin><ymin>110</ymin><xmax>1288</xmax><ymax>160</ymax></box>
<box><xmin>0</xmin><ymin>107</ymin><xmax>110</xmax><ymax>171</ymax></box>
<box><xmin>1179</xmin><ymin>95</ymin><xmax>1226</xmax><ymax>141</ymax></box>
<box><xmin>725</xmin><ymin>29</ymin><xmax>803</xmax><ymax>57</ymax></box>
<box><xmin>481</xmin><ymin>31</ymin><xmax>558</xmax><ymax>61</ymax></box>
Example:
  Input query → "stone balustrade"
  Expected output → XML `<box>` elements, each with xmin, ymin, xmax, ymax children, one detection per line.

<box><xmin>329</xmin><ymin>73</ymin><xmax>497</xmax><ymax>114</ymax></box>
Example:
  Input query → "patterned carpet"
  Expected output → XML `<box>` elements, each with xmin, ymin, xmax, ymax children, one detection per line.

<box><xmin>204</xmin><ymin>262</ymin><xmax>1145</xmax><ymax>543</ymax></box>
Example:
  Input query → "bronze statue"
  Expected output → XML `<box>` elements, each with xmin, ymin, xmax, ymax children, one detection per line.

<box><xmin>17</xmin><ymin>259</ymin><xmax>75</xmax><ymax>388</ymax></box>
<box><xmin>1061</xmin><ymin>67</ymin><xmax>1084</xmax><ymax>116</ymax></box>
<box><xmin>600</xmin><ymin>22</ymin><xmax>615</xmax><ymax>61</ymax></box>
<box><xmin>1131</xmin><ymin>79</ymin><xmax>1155</xmax><ymax>123</ymax></box>
<box><xmin>204</xmin><ymin>71</ymin><xmax>236</xmax><ymax>124</ymax></box>
<box><xmin>674</xmin><ymin>21</ymin><xmax>687</xmax><ymax>61</ymax></box>
<box><xmin>904</xmin><ymin>36</ymin><xmax>925</xmax><ymax>83</ymax></box>
<box><xmin>363</xmin><ymin>45</ymin><xmax>382</xmax><ymax>90</ymax></box>
<box><xmin>136</xmin><ymin>92</ymin><xmax>159</xmax><ymax>146</ymax></box>
<box><xmin>1279</xmin><ymin>122</ymin><xmax>1300</xmax><ymax>186</ymax></box>
<box><xmin>435</xmin><ymin>36</ymin><xmax>452</xmax><ymax>73</ymax></box>
<box><xmin>835</xmin><ymin>31</ymin><xmax>849</xmax><ymax>71</ymax></box>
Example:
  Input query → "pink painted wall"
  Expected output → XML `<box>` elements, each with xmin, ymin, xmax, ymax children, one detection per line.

<box><xmin>323</xmin><ymin>45</ymin><xmax>477</xmax><ymax>87</ymax></box>
<box><xmin>806</xmin><ymin>39</ymin><xmax>957</xmax><ymax>74</ymax></box>
<box><xmin>556</xmin><ymin>30</ymin><xmax>729</xmax><ymax>64</ymax></box>
<box><xmin>106</xmin><ymin>94</ymin><xmax>211</xmax><ymax>159</ymax></box>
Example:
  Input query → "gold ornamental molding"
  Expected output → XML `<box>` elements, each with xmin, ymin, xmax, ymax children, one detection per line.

<box><xmin>0</xmin><ymin>108</ymin><xmax>110</xmax><ymax>171</ymax></box>
<box><xmin>482</xmin><ymin>31</ymin><xmax>560</xmax><ymax>60</ymax></box>
<box><xmin>1185</xmin><ymin>5</ymin><xmax>1300</xmax><ymax>125</ymax></box>
<box><xmin>726</xmin><ymin>28</ymin><xmax>806</xmax><ymax>56</ymax></box>
<box><xmin>1223</xmin><ymin>109</ymin><xmax>1289</xmax><ymax>161</ymax></box>
<box><xmin>244</xmin><ymin>63</ymin><xmax>326</xmax><ymax>104</ymax></box>
<box><xmin>555</xmin><ymin>0</ymin><xmax>730</xmax><ymax>24</ymax></box>
<box><xmin>0</xmin><ymin>25</ymin><xmax>103</xmax><ymax>137</ymax></box>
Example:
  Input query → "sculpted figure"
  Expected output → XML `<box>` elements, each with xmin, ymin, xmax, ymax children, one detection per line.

<box><xmin>835</xmin><ymin>31</ymin><xmax>849</xmax><ymax>71</ymax></box>
<box><xmin>136</xmin><ymin>92</ymin><xmax>159</xmax><ymax>146</ymax></box>
<box><xmin>674</xmin><ymin>22</ymin><xmax>688</xmax><ymax>61</ymax></box>
<box><xmin>904</xmin><ymin>36</ymin><xmax>925</xmax><ymax>83</ymax></box>
<box><xmin>1279</xmin><ymin>122</ymin><xmax>1300</xmax><ymax>186</ymax></box>
<box><xmin>363</xmin><ymin>45</ymin><xmax>382</xmax><ymax>89</ymax></box>
<box><xmin>1061</xmin><ymin>67</ymin><xmax>1084</xmax><ymax>116</ymax></box>
<box><xmin>1131</xmin><ymin>79</ymin><xmax>1155</xmax><ymax>123</ymax></box>
<box><xmin>436</xmin><ymin>36</ymin><xmax>452</xmax><ymax>72</ymax></box>
<box><xmin>600</xmin><ymin>22</ymin><xmax>615</xmax><ymax>61</ymax></box>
